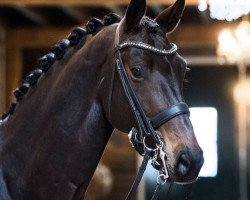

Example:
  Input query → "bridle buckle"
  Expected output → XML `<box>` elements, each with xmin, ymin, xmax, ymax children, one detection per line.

<box><xmin>128</xmin><ymin>128</ymin><xmax>144</xmax><ymax>155</ymax></box>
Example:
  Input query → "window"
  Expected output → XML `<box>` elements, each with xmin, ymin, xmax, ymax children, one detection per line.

<box><xmin>190</xmin><ymin>107</ymin><xmax>218</xmax><ymax>177</ymax></box>
<box><xmin>144</xmin><ymin>107</ymin><xmax>218</xmax><ymax>184</ymax></box>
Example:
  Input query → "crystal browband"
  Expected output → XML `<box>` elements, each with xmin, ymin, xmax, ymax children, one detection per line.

<box><xmin>115</xmin><ymin>41</ymin><xmax>178</xmax><ymax>55</ymax></box>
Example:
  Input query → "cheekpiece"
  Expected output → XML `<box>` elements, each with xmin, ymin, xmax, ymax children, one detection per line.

<box><xmin>116</xmin><ymin>41</ymin><xmax>177</xmax><ymax>55</ymax></box>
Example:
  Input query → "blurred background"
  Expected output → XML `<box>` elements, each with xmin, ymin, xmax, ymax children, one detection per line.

<box><xmin>0</xmin><ymin>0</ymin><xmax>250</xmax><ymax>199</ymax></box>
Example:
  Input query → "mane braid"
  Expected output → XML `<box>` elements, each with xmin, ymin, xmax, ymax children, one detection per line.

<box><xmin>141</xmin><ymin>17</ymin><xmax>159</xmax><ymax>33</ymax></box>
<box><xmin>0</xmin><ymin>13</ymin><xmax>121</xmax><ymax>122</ymax></box>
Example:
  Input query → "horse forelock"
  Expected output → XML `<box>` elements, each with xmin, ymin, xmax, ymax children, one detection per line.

<box><xmin>141</xmin><ymin>16</ymin><xmax>159</xmax><ymax>34</ymax></box>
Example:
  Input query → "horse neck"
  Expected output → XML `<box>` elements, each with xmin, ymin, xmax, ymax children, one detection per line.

<box><xmin>0</xmin><ymin>25</ymin><xmax>116</xmax><ymax>199</ymax></box>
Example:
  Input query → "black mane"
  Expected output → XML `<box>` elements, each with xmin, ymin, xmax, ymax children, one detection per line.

<box><xmin>1</xmin><ymin>13</ymin><xmax>121</xmax><ymax>121</ymax></box>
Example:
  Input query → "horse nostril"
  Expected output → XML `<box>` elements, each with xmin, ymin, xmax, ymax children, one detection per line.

<box><xmin>177</xmin><ymin>153</ymin><xmax>191</xmax><ymax>176</ymax></box>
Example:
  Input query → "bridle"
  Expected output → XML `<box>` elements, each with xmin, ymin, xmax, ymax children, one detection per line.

<box><xmin>113</xmin><ymin>24</ymin><xmax>190</xmax><ymax>200</ymax></box>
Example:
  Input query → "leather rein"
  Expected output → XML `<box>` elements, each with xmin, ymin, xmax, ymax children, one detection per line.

<box><xmin>113</xmin><ymin>24</ymin><xmax>190</xmax><ymax>200</ymax></box>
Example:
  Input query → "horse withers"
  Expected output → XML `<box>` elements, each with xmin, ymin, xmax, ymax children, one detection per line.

<box><xmin>0</xmin><ymin>0</ymin><xmax>203</xmax><ymax>199</ymax></box>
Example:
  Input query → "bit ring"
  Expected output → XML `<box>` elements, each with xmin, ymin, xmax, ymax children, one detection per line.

<box><xmin>157</xmin><ymin>174</ymin><xmax>167</xmax><ymax>185</ymax></box>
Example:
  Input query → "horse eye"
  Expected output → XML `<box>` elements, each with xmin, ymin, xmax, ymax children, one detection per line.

<box><xmin>131</xmin><ymin>67</ymin><xmax>142</xmax><ymax>77</ymax></box>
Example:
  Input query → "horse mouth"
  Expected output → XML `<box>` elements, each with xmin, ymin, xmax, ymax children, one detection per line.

<box><xmin>155</xmin><ymin>124</ymin><xmax>204</xmax><ymax>184</ymax></box>
<box><xmin>166</xmin><ymin>169</ymin><xmax>200</xmax><ymax>184</ymax></box>
<box><xmin>174</xmin><ymin>178</ymin><xmax>199</xmax><ymax>185</ymax></box>
<box><xmin>163</xmin><ymin>154</ymin><xmax>203</xmax><ymax>184</ymax></box>
<box><xmin>154</xmin><ymin>136</ymin><xmax>203</xmax><ymax>184</ymax></box>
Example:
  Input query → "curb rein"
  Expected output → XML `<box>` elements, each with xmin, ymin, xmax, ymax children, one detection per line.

<box><xmin>114</xmin><ymin>25</ymin><xmax>190</xmax><ymax>200</ymax></box>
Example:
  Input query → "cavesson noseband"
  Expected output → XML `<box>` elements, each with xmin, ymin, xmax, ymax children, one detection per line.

<box><xmin>114</xmin><ymin>24</ymin><xmax>190</xmax><ymax>200</ymax></box>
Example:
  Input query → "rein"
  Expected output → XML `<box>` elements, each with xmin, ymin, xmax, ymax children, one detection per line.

<box><xmin>113</xmin><ymin>24</ymin><xmax>191</xmax><ymax>199</ymax></box>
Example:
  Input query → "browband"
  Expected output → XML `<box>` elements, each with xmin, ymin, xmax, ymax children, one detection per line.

<box><xmin>115</xmin><ymin>41</ymin><xmax>177</xmax><ymax>55</ymax></box>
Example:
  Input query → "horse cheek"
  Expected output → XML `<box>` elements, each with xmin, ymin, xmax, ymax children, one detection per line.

<box><xmin>109</xmin><ymin>80</ymin><xmax>136</xmax><ymax>132</ymax></box>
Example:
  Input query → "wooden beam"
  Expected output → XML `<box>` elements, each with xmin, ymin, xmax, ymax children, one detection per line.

<box><xmin>169</xmin><ymin>23</ymin><xmax>238</xmax><ymax>46</ymax></box>
<box><xmin>13</xmin><ymin>5</ymin><xmax>48</xmax><ymax>25</ymax></box>
<box><xmin>0</xmin><ymin>26</ymin><xmax>6</xmax><ymax>113</ymax></box>
<box><xmin>0</xmin><ymin>0</ymin><xmax>199</xmax><ymax>6</ymax></box>
<box><xmin>59</xmin><ymin>7</ymin><xmax>88</xmax><ymax>24</ymax></box>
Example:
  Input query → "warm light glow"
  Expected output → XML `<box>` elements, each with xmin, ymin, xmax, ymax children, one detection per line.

<box><xmin>208</xmin><ymin>0</ymin><xmax>250</xmax><ymax>21</ymax></box>
<box><xmin>217</xmin><ymin>29</ymin><xmax>241</xmax><ymax>64</ymax></box>
<box><xmin>234</xmin><ymin>79</ymin><xmax>250</xmax><ymax>104</ymax></box>
<box><xmin>218</xmin><ymin>30</ymin><xmax>237</xmax><ymax>49</ymax></box>
<box><xmin>217</xmin><ymin>22</ymin><xmax>250</xmax><ymax>64</ymax></box>
<box><xmin>236</xmin><ymin>22</ymin><xmax>250</xmax><ymax>41</ymax></box>
<box><xmin>218</xmin><ymin>29</ymin><xmax>232</xmax><ymax>42</ymax></box>
<box><xmin>198</xmin><ymin>0</ymin><xmax>208</xmax><ymax>12</ymax></box>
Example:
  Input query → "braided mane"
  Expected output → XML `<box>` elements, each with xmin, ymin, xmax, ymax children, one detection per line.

<box><xmin>0</xmin><ymin>13</ymin><xmax>161</xmax><ymax>122</ymax></box>
<box><xmin>1</xmin><ymin>13</ymin><xmax>121</xmax><ymax>122</ymax></box>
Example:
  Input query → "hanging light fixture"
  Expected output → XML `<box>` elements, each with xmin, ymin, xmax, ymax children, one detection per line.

<box><xmin>217</xmin><ymin>21</ymin><xmax>250</xmax><ymax>64</ymax></box>
<box><xmin>198</xmin><ymin>0</ymin><xmax>250</xmax><ymax>21</ymax></box>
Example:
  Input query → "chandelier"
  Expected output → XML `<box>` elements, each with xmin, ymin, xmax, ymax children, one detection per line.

<box><xmin>217</xmin><ymin>21</ymin><xmax>250</xmax><ymax>64</ymax></box>
<box><xmin>198</xmin><ymin>0</ymin><xmax>250</xmax><ymax>21</ymax></box>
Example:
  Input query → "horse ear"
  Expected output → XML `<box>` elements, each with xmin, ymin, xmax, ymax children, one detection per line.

<box><xmin>155</xmin><ymin>0</ymin><xmax>185</xmax><ymax>33</ymax></box>
<box><xmin>123</xmin><ymin>0</ymin><xmax>146</xmax><ymax>32</ymax></box>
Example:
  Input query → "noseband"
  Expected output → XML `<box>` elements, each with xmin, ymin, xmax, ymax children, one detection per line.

<box><xmin>113</xmin><ymin>25</ymin><xmax>190</xmax><ymax>200</ymax></box>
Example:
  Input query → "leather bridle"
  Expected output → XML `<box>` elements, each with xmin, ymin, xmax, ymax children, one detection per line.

<box><xmin>113</xmin><ymin>24</ymin><xmax>190</xmax><ymax>199</ymax></box>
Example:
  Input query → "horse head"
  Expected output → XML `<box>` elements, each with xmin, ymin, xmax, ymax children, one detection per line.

<box><xmin>107</xmin><ymin>0</ymin><xmax>204</xmax><ymax>184</ymax></box>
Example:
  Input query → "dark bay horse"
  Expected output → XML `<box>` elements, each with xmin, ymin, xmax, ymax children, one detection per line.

<box><xmin>0</xmin><ymin>0</ymin><xmax>203</xmax><ymax>199</ymax></box>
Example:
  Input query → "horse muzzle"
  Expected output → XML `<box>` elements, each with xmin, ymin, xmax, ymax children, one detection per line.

<box><xmin>157</xmin><ymin>120</ymin><xmax>204</xmax><ymax>184</ymax></box>
<box><xmin>174</xmin><ymin>148</ymin><xmax>204</xmax><ymax>183</ymax></box>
